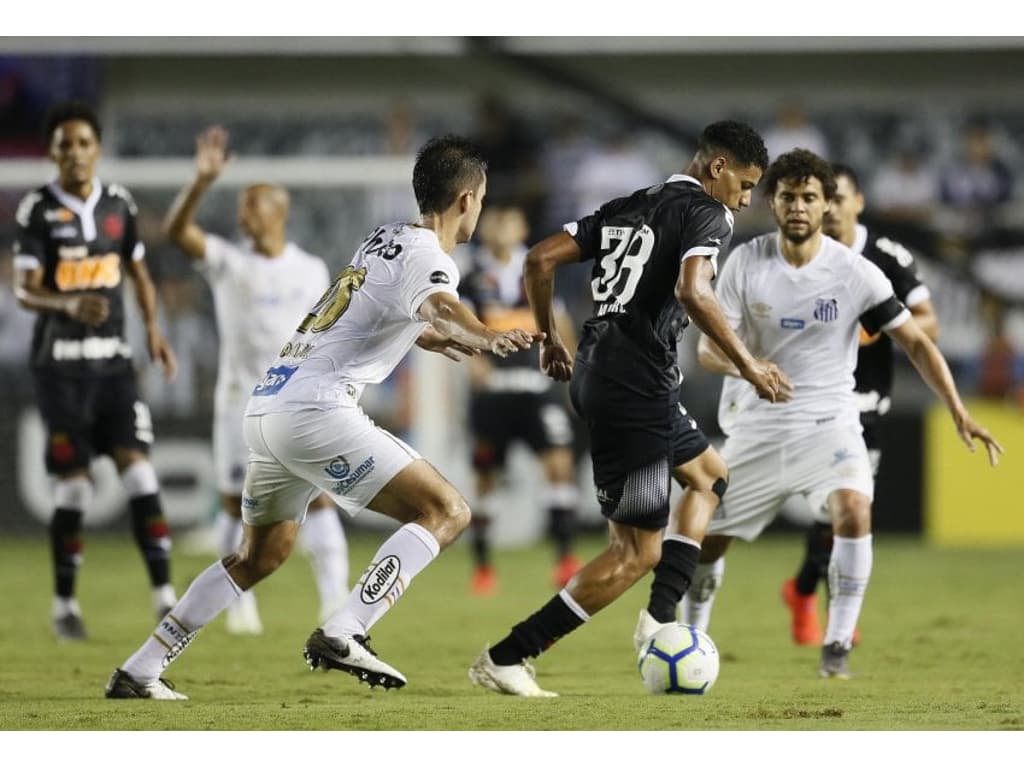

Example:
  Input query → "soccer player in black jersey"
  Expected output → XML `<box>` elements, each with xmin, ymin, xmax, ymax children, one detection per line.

<box><xmin>469</xmin><ymin>120</ymin><xmax>790</xmax><ymax>696</ymax></box>
<box><xmin>12</xmin><ymin>102</ymin><xmax>179</xmax><ymax>640</ymax></box>
<box><xmin>781</xmin><ymin>163</ymin><xmax>940</xmax><ymax>646</ymax></box>
<box><xmin>461</xmin><ymin>202</ymin><xmax>582</xmax><ymax>595</ymax></box>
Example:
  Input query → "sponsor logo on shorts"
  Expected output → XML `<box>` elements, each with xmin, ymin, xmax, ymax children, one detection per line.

<box><xmin>324</xmin><ymin>456</ymin><xmax>350</xmax><ymax>479</ymax></box>
<box><xmin>429</xmin><ymin>270</ymin><xmax>450</xmax><ymax>285</ymax></box>
<box><xmin>595</xmin><ymin>488</ymin><xmax>614</xmax><ymax>505</ymax></box>
<box><xmin>360</xmin><ymin>555</ymin><xmax>400</xmax><ymax>604</ymax></box>
<box><xmin>780</xmin><ymin>317</ymin><xmax>805</xmax><ymax>329</ymax></box>
<box><xmin>329</xmin><ymin>456</ymin><xmax>376</xmax><ymax>495</ymax></box>
<box><xmin>832</xmin><ymin>448</ymin><xmax>853</xmax><ymax>466</ymax></box>
<box><xmin>241</xmin><ymin>495</ymin><xmax>258</xmax><ymax>510</ymax></box>
<box><xmin>814</xmin><ymin>297</ymin><xmax>839</xmax><ymax>323</ymax></box>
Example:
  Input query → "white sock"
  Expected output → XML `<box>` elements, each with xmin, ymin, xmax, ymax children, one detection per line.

<box><xmin>299</xmin><ymin>506</ymin><xmax>349</xmax><ymax>620</ymax></box>
<box><xmin>214</xmin><ymin>510</ymin><xmax>244</xmax><ymax>558</ymax></box>
<box><xmin>321</xmin><ymin>522</ymin><xmax>439</xmax><ymax>638</ymax></box>
<box><xmin>52</xmin><ymin>596</ymin><xmax>81</xmax><ymax>619</ymax></box>
<box><xmin>122</xmin><ymin>560</ymin><xmax>242</xmax><ymax>683</ymax></box>
<box><xmin>824</xmin><ymin>534</ymin><xmax>872</xmax><ymax>649</ymax></box>
<box><xmin>679</xmin><ymin>558</ymin><xmax>725</xmax><ymax>632</ymax></box>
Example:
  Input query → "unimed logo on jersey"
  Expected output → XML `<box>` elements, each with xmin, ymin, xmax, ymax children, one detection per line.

<box><xmin>814</xmin><ymin>298</ymin><xmax>839</xmax><ymax>323</ymax></box>
<box><xmin>360</xmin><ymin>555</ymin><xmax>401</xmax><ymax>604</ymax></box>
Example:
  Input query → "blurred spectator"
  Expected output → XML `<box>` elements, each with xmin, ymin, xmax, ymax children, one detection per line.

<box><xmin>0</xmin><ymin>248</ymin><xmax>34</xmax><ymax>365</ymax></box>
<box><xmin>538</xmin><ymin>112</ymin><xmax>596</xmax><ymax>235</ymax></box>
<box><xmin>868</xmin><ymin>143</ymin><xmax>940</xmax><ymax>224</ymax></box>
<box><xmin>762</xmin><ymin>101</ymin><xmax>829</xmax><ymax>161</ymax></box>
<box><xmin>976</xmin><ymin>295</ymin><xmax>1020</xmax><ymax>401</ymax></box>
<box><xmin>473</xmin><ymin>93</ymin><xmax>545</xmax><ymax>232</ymax></box>
<box><xmin>367</xmin><ymin>102</ymin><xmax>423</xmax><ymax>226</ymax></box>
<box><xmin>572</xmin><ymin>129</ymin><xmax>660</xmax><ymax>218</ymax></box>
<box><xmin>939</xmin><ymin>119</ymin><xmax>1015</xmax><ymax>210</ymax></box>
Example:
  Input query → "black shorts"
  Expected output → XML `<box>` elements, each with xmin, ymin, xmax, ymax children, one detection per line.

<box><xmin>32</xmin><ymin>369</ymin><xmax>152</xmax><ymax>474</ymax></box>
<box><xmin>570</xmin><ymin>362</ymin><xmax>709</xmax><ymax>530</ymax></box>
<box><xmin>469</xmin><ymin>391</ymin><xmax>574</xmax><ymax>472</ymax></box>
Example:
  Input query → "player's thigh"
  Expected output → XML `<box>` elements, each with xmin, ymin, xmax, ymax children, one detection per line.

<box><xmin>800</xmin><ymin>426</ymin><xmax>874</xmax><ymax>524</ymax></box>
<box><xmin>246</xmin><ymin>407</ymin><xmax>421</xmax><ymax>520</ymax></box>
<box><xmin>94</xmin><ymin>371</ymin><xmax>153</xmax><ymax>458</ymax></box>
<box><xmin>669</xmin><ymin>402</ymin><xmax>716</xmax><ymax>488</ymax></box>
<box><xmin>365</xmin><ymin>458</ymin><xmax>466</xmax><ymax>526</ymax></box>
<box><xmin>213</xmin><ymin>401</ymin><xmax>249</xmax><ymax>496</ymax></box>
<box><xmin>705</xmin><ymin>438</ymin><xmax>786</xmax><ymax>541</ymax></box>
<box><xmin>32</xmin><ymin>371</ymin><xmax>94</xmax><ymax>473</ymax></box>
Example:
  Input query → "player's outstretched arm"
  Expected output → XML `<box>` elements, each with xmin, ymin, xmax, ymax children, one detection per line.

<box><xmin>417</xmin><ymin>292</ymin><xmax>543</xmax><ymax>358</ymax></box>
<box><xmin>163</xmin><ymin>125</ymin><xmax>231</xmax><ymax>260</ymax></box>
<box><xmin>887</xmin><ymin>316</ymin><xmax>1003</xmax><ymax>466</ymax></box>
<box><xmin>415</xmin><ymin>326</ymin><xmax>481</xmax><ymax>361</ymax></box>
<box><xmin>524</xmin><ymin>232</ymin><xmax>581</xmax><ymax>382</ymax></box>
<box><xmin>679</xmin><ymin>257</ymin><xmax>791</xmax><ymax>403</ymax></box>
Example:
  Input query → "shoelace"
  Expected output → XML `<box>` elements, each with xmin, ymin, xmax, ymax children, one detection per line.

<box><xmin>353</xmin><ymin>634</ymin><xmax>378</xmax><ymax>657</ymax></box>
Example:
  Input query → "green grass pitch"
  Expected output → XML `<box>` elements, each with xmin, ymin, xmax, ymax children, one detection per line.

<box><xmin>0</xmin><ymin>531</ymin><xmax>1021</xmax><ymax>732</ymax></box>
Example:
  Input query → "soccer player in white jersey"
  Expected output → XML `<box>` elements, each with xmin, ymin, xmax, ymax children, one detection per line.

<box><xmin>674</xmin><ymin>149</ymin><xmax>1002</xmax><ymax>678</ymax></box>
<box><xmin>105</xmin><ymin>135</ymin><xmax>541</xmax><ymax>699</ymax></box>
<box><xmin>161</xmin><ymin>125</ymin><xmax>349</xmax><ymax>635</ymax></box>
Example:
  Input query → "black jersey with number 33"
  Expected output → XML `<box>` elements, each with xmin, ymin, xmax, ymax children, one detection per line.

<box><xmin>566</xmin><ymin>175</ymin><xmax>734</xmax><ymax>397</ymax></box>
<box><xmin>13</xmin><ymin>181</ymin><xmax>142</xmax><ymax>376</ymax></box>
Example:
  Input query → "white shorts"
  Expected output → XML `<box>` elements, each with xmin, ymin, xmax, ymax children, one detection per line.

<box><xmin>213</xmin><ymin>401</ymin><xmax>248</xmax><ymax>495</ymax></box>
<box><xmin>707</xmin><ymin>425</ymin><xmax>874</xmax><ymax>541</ymax></box>
<box><xmin>241</xmin><ymin>406</ymin><xmax>420</xmax><ymax>526</ymax></box>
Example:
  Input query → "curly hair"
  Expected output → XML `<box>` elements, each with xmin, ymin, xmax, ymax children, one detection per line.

<box><xmin>43</xmin><ymin>101</ymin><xmax>102</xmax><ymax>144</ymax></box>
<box><xmin>763</xmin><ymin>149</ymin><xmax>836</xmax><ymax>199</ymax></box>
<box><xmin>698</xmin><ymin>121</ymin><xmax>769</xmax><ymax>171</ymax></box>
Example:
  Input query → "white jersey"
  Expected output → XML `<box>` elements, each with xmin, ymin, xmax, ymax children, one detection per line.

<box><xmin>198</xmin><ymin>234</ymin><xmax>330</xmax><ymax>409</ymax></box>
<box><xmin>716</xmin><ymin>232</ymin><xmax>909</xmax><ymax>441</ymax></box>
<box><xmin>246</xmin><ymin>223</ymin><xmax>459</xmax><ymax>415</ymax></box>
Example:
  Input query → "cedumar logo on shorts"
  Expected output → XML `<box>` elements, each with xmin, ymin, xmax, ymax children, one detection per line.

<box><xmin>360</xmin><ymin>555</ymin><xmax>401</xmax><ymax>604</ymax></box>
<box><xmin>324</xmin><ymin>455</ymin><xmax>376</xmax><ymax>495</ymax></box>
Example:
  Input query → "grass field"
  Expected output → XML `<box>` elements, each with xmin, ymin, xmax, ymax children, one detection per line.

<box><xmin>0</xmin><ymin>530</ymin><xmax>1021</xmax><ymax>737</ymax></box>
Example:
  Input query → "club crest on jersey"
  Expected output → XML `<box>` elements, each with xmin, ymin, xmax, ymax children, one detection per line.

<box><xmin>814</xmin><ymin>298</ymin><xmax>839</xmax><ymax>323</ymax></box>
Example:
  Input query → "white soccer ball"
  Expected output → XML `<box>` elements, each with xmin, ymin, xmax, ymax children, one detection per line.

<box><xmin>638</xmin><ymin>622</ymin><xmax>720</xmax><ymax>695</ymax></box>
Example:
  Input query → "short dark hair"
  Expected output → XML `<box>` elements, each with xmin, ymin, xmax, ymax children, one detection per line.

<box><xmin>43</xmin><ymin>101</ymin><xmax>102</xmax><ymax>144</ymax></box>
<box><xmin>698</xmin><ymin>120</ymin><xmax>769</xmax><ymax>171</ymax></box>
<box><xmin>412</xmin><ymin>135</ymin><xmax>488</xmax><ymax>215</ymax></box>
<box><xmin>764</xmin><ymin>149</ymin><xmax>837</xmax><ymax>199</ymax></box>
<box><xmin>830</xmin><ymin>163</ymin><xmax>861</xmax><ymax>191</ymax></box>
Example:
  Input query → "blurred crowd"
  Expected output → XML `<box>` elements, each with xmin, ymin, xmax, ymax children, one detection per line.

<box><xmin>3</xmin><ymin>94</ymin><xmax>1024</xmax><ymax>426</ymax></box>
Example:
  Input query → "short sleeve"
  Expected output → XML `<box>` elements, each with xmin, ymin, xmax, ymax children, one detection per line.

<box><xmin>713</xmin><ymin>243</ymin><xmax>747</xmax><ymax>328</ymax></box>
<box><xmin>563</xmin><ymin>211</ymin><xmax>601</xmax><ymax>263</ymax></box>
<box><xmin>679</xmin><ymin>202</ymin><xmax>734</xmax><ymax>277</ymax></box>
<box><xmin>401</xmin><ymin>250</ymin><xmax>460</xmax><ymax>320</ymax></box>
<box><xmin>197</xmin><ymin>234</ymin><xmax>236</xmax><ymax>280</ymax></box>
<box><xmin>854</xmin><ymin>257</ymin><xmax>910</xmax><ymax>334</ymax></box>
<box><xmin>873</xmin><ymin>237</ymin><xmax>927</xmax><ymax>307</ymax></box>
<box><xmin>12</xmin><ymin>191</ymin><xmax>45</xmax><ymax>271</ymax></box>
<box><xmin>121</xmin><ymin>203</ymin><xmax>145</xmax><ymax>263</ymax></box>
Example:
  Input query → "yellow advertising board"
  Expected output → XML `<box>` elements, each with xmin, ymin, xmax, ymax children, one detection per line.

<box><xmin>925</xmin><ymin>400</ymin><xmax>1024</xmax><ymax>547</ymax></box>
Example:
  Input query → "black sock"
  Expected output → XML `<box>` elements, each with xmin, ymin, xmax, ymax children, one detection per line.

<box><xmin>50</xmin><ymin>508</ymin><xmax>84</xmax><ymax>598</ymax></box>
<box><xmin>129</xmin><ymin>494</ymin><xmax>171</xmax><ymax>586</ymax></box>
<box><xmin>647</xmin><ymin>538</ymin><xmax>700</xmax><ymax>623</ymax></box>
<box><xmin>489</xmin><ymin>593</ymin><xmax>586</xmax><ymax>665</ymax></box>
<box><xmin>795</xmin><ymin>521</ymin><xmax>833</xmax><ymax>595</ymax></box>
<box><xmin>470</xmin><ymin>515</ymin><xmax>491</xmax><ymax>568</ymax></box>
<box><xmin>547</xmin><ymin>505</ymin><xmax>576</xmax><ymax>559</ymax></box>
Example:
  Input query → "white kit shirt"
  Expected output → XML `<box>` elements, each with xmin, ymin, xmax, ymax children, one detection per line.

<box><xmin>716</xmin><ymin>232</ymin><xmax>910</xmax><ymax>441</ymax></box>
<box><xmin>199</xmin><ymin>234</ymin><xmax>330</xmax><ymax>409</ymax></box>
<box><xmin>246</xmin><ymin>223</ymin><xmax>459</xmax><ymax>414</ymax></box>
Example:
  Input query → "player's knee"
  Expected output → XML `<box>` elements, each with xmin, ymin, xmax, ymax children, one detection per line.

<box><xmin>422</xmin><ymin>491</ymin><xmax>470</xmax><ymax>546</ymax></box>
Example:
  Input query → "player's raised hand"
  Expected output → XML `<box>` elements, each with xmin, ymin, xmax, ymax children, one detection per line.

<box><xmin>953</xmin><ymin>409</ymin><xmax>1004</xmax><ymax>467</ymax></box>
<box><xmin>539</xmin><ymin>339</ymin><xmax>573</xmax><ymax>382</ymax></box>
<box><xmin>196</xmin><ymin>125</ymin><xmax>231</xmax><ymax>182</ymax></box>
<box><xmin>489</xmin><ymin>330</ymin><xmax>545</xmax><ymax>358</ymax></box>
<box><xmin>742</xmin><ymin>359</ymin><xmax>793</xmax><ymax>403</ymax></box>
<box><xmin>65</xmin><ymin>293</ymin><xmax>110</xmax><ymax>327</ymax></box>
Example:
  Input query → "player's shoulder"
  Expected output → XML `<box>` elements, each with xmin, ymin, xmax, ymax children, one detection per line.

<box><xmin>14</xmin><ymin>186</ymin><xmax>50</xmax><ymax>227</ymax></box>
<box><xmin>865</xmin><ymin>229</ymin><xmax>917</xmax><ymax>270</ymax></box>
<box><xmin>731</xmin><ymin>232</ymin><xmax>775</xmax><ymax>261</ymax></box>
<box><xmin>102</xmin><ymin>181</ymin><xmax>139</xmax><ymax>214</ymax></box>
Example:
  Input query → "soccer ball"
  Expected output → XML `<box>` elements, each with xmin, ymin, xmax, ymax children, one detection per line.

<box><xmin>638</xmin><ymin>622</ymin><xmax>719</xmax><ymax>695</ymax></box>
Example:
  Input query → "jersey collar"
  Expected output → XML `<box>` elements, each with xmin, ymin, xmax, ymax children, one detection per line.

<box><xmin>665</xmin><ymin>174</ymin><xmax>702</xmax><ymax>187</ymax></box>
<box><xmin>47</xmin><ymin>177</ymin><xmax>102</xmax><ymax>242</ymax></box>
